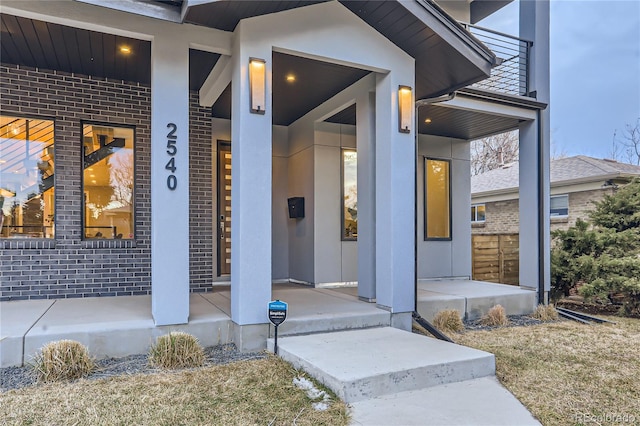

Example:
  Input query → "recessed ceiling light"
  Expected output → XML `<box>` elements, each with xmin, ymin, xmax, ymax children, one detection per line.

<box><xmin>424</xmin><ymin>118</ymin><xmax>432</xmax><ymax>124</ymax></box>
<box><xmin>286</xmin><ymin>74</ymin><xmax>296</xmax><ymax>83</ymax></box>
<box><xmin>120</xmin><ymin>46</ymin><xmax>131</xmax><ymax>54</ymax></box>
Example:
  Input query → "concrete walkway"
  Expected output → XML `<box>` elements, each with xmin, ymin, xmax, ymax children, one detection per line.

<box><xmin>269</xmin><ymin>327</ymin><xmax>540</xmax><ymax>426</ymax></box>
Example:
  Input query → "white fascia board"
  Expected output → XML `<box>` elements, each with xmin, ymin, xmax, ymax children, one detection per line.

<box><xmin>0</xmin><ymin>0</ymin><xmax>231</xmax><ymax>54</ymax></box>
<box><xmin>199</xmin><ymin>55</ymin><xmax>231</xmax><ymax>107</ymax></box>
<box><xmin>440</xmin><ymin>93</ymin><xmax>537</xmax><ymax>121</ymax></box>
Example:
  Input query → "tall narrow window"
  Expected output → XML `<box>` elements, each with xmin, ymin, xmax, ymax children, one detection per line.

<box><xmin>0</xmin><ymin>115</ymin><xmax>55</xmax><ymax>238</ymax></box>
<box><xmin>82</xmin><ymin>123</ymin><xmax>134</xmax><ymax>239</ymax></box>
<box><xmin>425</xmin><ymin>158</ymin><xmax>451</xmax><ymax>240</ymax></box>
<box><xmin>342</xmin><ymin>149</ymin><xmax>357</xmax><ymax>240</ymax></box>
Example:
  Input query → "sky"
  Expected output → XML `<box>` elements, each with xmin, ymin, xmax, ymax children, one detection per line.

<box><xmin>478</xmin><ymin>0</ymin><xmax>640</xmax><ymax>160</ymax></box>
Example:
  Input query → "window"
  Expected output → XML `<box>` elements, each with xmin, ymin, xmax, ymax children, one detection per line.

<box><xmin>471</xmin><ymin>204</ymin><xmax>486</xmax><ymax>223</ymax></box>
<box><xmin>425</xmin><ymin>158</ymin><xmax>451</xmax><ymax>240</ymax></box>
<box><xmin>0</xmin><ymin>115</ymin><xmax>55</xmax><ymax>239</ymax></box>
<box><xmin>550</xmin><ymin>194</ymin><xmax>569</xmax><ymax>217</ymax></box>
<box><xmin>342</xmin><ymin>149</ymin><xmax>357</xmax><ymax>240</ymax></box>
<box><xmin>82</xmin><ymin>123</ymin><xmax>134</xmax><ymax>239</ymax></box>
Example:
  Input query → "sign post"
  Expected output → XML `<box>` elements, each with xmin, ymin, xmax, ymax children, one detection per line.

<box><xmin>268</xmin><ymin>300</ymin><xmax>288</xmax><ymax>355</ymax></box>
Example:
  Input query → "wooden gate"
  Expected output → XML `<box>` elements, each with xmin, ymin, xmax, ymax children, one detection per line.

<box><xmin>472</xmin><ymin>234</ymin><xmax>519</xmax><ymax>285</ymax></box>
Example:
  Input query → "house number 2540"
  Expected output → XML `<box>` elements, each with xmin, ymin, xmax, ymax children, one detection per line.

<box><xmin>166</xmin><ymin>123</ymin><xmax>178</xmax><ymax>190</ymax></box>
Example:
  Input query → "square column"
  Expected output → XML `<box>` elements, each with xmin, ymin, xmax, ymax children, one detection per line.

<box><xmin>519</xmin><ymin>0</ymin><xmax>551</xmax><ymax>303</ymax></box>
<box><xmin>151</xmin><ymin>36</ymin><xmax>190</xmax><ymax>325</ymax></box>
<box><xmin>230</xmin><ymin>42</ymin><xmax>273</xmax><ymax>326</ymax></box>
<box><xmin>357</xmin><ymin>91</ymin><xmax>376</xmax><ymax>302</ymax></box>
<box><xmin>374</xmin><ymin>72</ymin><xmax>415</xmax><ymax>325</ymax></box>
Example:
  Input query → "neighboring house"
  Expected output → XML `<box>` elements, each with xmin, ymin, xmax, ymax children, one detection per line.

<box><xmin>471</xmin><ymin>155</ymin><xmax>640</xmax><ymax>234</ymax></box>
<box><xmin>0</xmin><ymin>0</ymin><xmax>550</xmax><ymax>349</ymax></box>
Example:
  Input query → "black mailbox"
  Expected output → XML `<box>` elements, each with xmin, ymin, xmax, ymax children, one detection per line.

<box><xmin>287</xmin><ymin>197</ymin><xmax>305</xmax><ymax>219</ymax></box>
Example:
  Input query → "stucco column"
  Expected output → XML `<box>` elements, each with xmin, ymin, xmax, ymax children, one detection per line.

<box><xmin>229</xmin><ymin>35</ymin><xmax>272</xmax><ymax>330</ymax></box>
<box><xmin>357</xmin><ymin>91</ymin><xmax>376</xmax><ymax>302</ymax></box>
<box><xmin>151</xmin><ymin>36</ymin><xmax>190</xmax><ymax>325</ymax></box>
<box><xmin>374</xmin><ymin>72</ymin><xmax>415</xmax><ymax>328</ymax></box>
<box><xmin>519</xmin><ymin>0</ymin><xmax>551</xmax><ymax>302</ymax></box>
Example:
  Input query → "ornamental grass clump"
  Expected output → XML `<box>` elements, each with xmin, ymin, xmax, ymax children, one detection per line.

<box><xmin>31</xmin><ymin>340</ymin><xmax>94</xmax><ymax>383</ymax></box>
<box><xmin>531</xmin><ymin>304</ymin><xmax>559</xmax><ymax>322</ymax></box>
<box><xmin>481</xmin><ymin>304</ymin><xmax>509</xmax><ymax>327</ymax></box>
<box><xmin>148</xmin><ymin>332</ymin><xmax>205</xmax><ymax>369</ymax></box>
<box><xmin>432</xmin><ymin>309</ymin><xmax>465</xmax><ymax>334</ymax></box>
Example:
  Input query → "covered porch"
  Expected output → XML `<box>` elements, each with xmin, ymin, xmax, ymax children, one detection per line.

<box><xmin>0</xmin><ymin>280</ymin><xmax>536</xmax><ymax>368</ymax></box>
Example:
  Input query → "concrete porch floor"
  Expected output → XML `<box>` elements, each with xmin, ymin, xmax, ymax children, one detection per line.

<box><xmin>1</xmin><ymin>280</ymin><xmax>536</xmax><ymax>367</ymax></box>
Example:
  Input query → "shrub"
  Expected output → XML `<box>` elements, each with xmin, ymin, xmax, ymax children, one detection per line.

<box><xmin>31</xmin><ymin>340</ymin><xmax>94</xmax><ymax>383</ymax></box>
<box><xmin>531</xmin><ymin>304</ymin><xmax>559</xmax><ymax>322</ymax></box>
<box><xmin>481</xmin><ymin>305</ymin><xmax>509</xmax><ymax>327</ymax></box>
<box><xmin>149</xmin><ymin>332</ymin><xmax>205</xmax><ymax>369</ymax></box>
<box><xmin>432</xmin><ymin>309</ymin><xmax>465</xmax><ymax>333</ymax></box>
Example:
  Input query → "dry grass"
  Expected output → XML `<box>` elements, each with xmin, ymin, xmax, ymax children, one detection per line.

<box><xmin>148</xmin><ymin>332</ymin><xmax>205</xmax><ymax>369</ymax></box>
<box><xmin>481</xmin><ymin>304</ymin><xmax>509</xmax><ymax>327</ymax></box>
<box><xmin>31</xmin><ymin>340</ymin><xmax>94</xmax><ymax>383</ymax></box>
<box><xmin>1</xmin><ymin>355</ymin><xmax>349</xmax><ymax>426</ymax></box>
<box><xmin>531</xmin><ymin>304</ymin><xmax>559</xmax><ymax>322</ymax></box>
<box><xmin>456</xmin><ymin>317</ymin><xmax>640</xmax><ymax>425</ymax></box>
<box><xmin>432</xmin><ymin>309</ymin><xmax>465</xmax><ymax>334</ymax></box>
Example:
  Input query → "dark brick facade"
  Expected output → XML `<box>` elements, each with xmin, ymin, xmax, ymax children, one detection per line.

<box><xmin>0</xmin><ymin>64</ymin><xmax>213</xmax><ymax>300</ymax></box>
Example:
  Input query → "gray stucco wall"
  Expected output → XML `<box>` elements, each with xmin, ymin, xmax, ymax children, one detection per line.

<box><xmin>417</xmin><ymin>135</ymin><xmax>472</xmax><ymax>279</ymax></box>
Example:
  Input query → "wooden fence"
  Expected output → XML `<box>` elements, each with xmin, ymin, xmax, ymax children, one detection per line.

<box><xmin>471</xmin><ymin>234</ymin><xmax>519</xmax><ymax>285</ymax></box>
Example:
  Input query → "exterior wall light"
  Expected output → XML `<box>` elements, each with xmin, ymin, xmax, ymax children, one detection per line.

<box><xmin>398</xmin><ymin>85</ymin><xmax>412</xmax><ymax>133</ymax></box>
<box><xmin>249</xmin><ymin>58</ymin><xmax>266</xmax><ymax>114</ymax></box>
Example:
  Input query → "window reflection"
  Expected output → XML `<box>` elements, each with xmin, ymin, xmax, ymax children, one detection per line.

<box><xmin>0</xmin><ymin>116</ymin><xmax>55</xmax><ymax>238</ymax></box>
<box><xmin>82</xmin><ymin>123</ymin><xmax>134</xmax><ymax>239</ymax></box>
<box><xmin>342</xmin><ymin>149</ymin><xmax>357</xmax><ymax>240</ymax></box>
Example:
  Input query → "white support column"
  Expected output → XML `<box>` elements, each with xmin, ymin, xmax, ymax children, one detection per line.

<box><xmin>374</xmin><ymin>72</ymin><xmax>415</xmax><ymax>328</ymax></box>
<box><xmin>151</xmin><ymin>35</ymin><xmax>190</xmax><ymax>325</ymax></box>
<box><xmin>519</xmin><ymin>0</ymin><xmax>550</xmax><ymax>303</ymax></box>
<box><xmin>229</xmin><ymin>37</ymin><xmax>272</xmax><ymax>328</ymax></box>
<box><xmin>357</xmin><ymin>91</ymin><xmax>376</xmax><ymax>302</ymax></box>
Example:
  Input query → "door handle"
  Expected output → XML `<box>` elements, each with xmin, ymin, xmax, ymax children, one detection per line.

<box><xmin>220</xmin><ymin>221</ymin><xmax>225</xmax><ymax>239</ymax></box>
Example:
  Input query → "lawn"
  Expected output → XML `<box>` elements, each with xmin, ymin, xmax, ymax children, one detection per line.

<box><xmin>0</xmin><ymin>355</ymin><xmax>349</xmax><ymax>426</ymax></box>
<box><xmin>455</xmin><ymin>317</ymin><xmax>640</xmax><ymax>426</ymax></box>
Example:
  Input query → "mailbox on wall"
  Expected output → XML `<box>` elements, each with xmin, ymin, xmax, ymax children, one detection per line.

<box><xmin>287</xmin><ymin>197</ymin><xmax>305</xmax><ymax>219</ymax></box>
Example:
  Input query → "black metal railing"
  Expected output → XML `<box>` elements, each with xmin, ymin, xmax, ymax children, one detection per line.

<box><xmin>461</xmin><ymin>23</ymin><xmax>533</xmax><ymax>97</ymax></box>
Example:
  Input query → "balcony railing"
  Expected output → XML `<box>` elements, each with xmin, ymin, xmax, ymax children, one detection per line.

<box><xmin>461</xmin><ymin>23</ymin><xmax>533</xmax><ymax>97</ymax></box>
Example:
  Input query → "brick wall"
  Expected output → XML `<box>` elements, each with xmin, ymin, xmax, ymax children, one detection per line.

<box><xmin>471</xmin><ymin>187</ymin><xmax>617</xmax><ymax>235</ymax></box>
<box><xmin>0</xmin><ymin>64</ymin><xmax>213</xmax><ymax>300</ymax></box>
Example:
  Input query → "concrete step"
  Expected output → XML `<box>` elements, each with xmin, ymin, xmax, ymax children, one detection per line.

<box><xmin>349</xmin><ymin>376</ymin><xmax>540</xmax><ymax>425</ymax></box>
<box><xmin>267</xmin><ymin>327</ymin><xmax>495</xmax><ymax>403</ymax></box>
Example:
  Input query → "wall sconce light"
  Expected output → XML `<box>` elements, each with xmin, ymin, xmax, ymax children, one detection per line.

<box><xmin>398</xmin><ymin>85</ymin><xmax>412</xmax><ymax>133</ymax></box>
<box><xmin>249</xmin><ymin>58</ymin><xmax>266</xmax><ymax>114</ymax></box>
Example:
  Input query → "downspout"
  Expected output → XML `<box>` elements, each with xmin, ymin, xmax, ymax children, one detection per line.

<box><xmin>412</xmin><ymin>92</ymin><xmax>456</xmax><ymax>342</ymax></box>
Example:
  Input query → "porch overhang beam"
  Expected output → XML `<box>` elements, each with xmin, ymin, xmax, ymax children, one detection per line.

<box><xmin>199</xmin><ymin>55</ymin><xmax>232</xmax><ymax>107</ymax></box>
<box><xmin>437</xmin><ymin>94</ymin><xmax>538</xmax><ymax>121</ymax></box>
<box><xmin>74</xmin><ymin>0</ymin><xmax>182</xmax><ymax>23</ymax></box>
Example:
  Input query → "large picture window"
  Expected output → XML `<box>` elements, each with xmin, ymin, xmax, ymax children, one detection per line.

<box><xmin>425</xmin><ymin>158</ymin><xmax>451</xmax><ymax>240</ymax></box>
<box><xmin>342</xmin><ymin>149</ymin><xmax>357</xmax><ymax>240</ymax></box>
<box><xmin>0</xmin><ymin>115</ymin><xmax>55</xmax><ymax>238</ymax></box>
<box><xmin>82</xmin><ymin>123</ymin><xmax>134</xmax><ymax>239</ymax></box>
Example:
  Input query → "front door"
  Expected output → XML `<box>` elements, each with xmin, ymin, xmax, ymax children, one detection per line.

<box><xmin>217</xmin><ymin>141</ymin><xmax>231</xmax><ymax>275</ymax></box>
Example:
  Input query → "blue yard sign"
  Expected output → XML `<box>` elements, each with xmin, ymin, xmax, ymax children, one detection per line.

<box><xmin>268</xmin><ymin>300</ymin><xmax>288</xmax><ymax>326</ymax></box>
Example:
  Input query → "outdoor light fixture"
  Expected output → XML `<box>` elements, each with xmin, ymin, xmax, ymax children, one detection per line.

<box><xmin>424</xmin><ymin>118</ymin><xmax>432</xmax><ymax>124</ymax></box>
<box><xmin>398</xmin><ymin>85</ymin><xmax>412</xmax><ymax>133</ymax></box>
<box><xmin>120</xmin><ymin>46</ymin><xmax>131</xmax><ymax>54</ymax></box>
<box><xmin>249</xmin><ymin>58</ymin><xmax>266</xmax><ymax>114</ymax></box>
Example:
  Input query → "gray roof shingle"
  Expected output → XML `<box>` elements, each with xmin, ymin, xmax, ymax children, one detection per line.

<box><xmin>471</xmin><ymin>155</ymin><xmax>640</xmax><ymax>194</ymax></box>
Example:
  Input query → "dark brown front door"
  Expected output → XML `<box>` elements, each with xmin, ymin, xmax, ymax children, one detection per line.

<box><xmin>217</xmin><ymin>141</ymin><xmax>231</xmax><ymax>276</ymax></box>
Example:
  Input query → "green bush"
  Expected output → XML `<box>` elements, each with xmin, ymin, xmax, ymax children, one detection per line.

<box><xmin>31</xmin><ymin>340</ymin><xmax>94</xmax><ymax>383</ymax></box>
<box><xmin>148</xmin><ymin>332</ymin><xmax>205</xmax><ymax>369</ymax></box>
<box><xmin>551</xmin><ymin>179</ymin><xmax>640</xmax><ymax>316</ymax></box>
